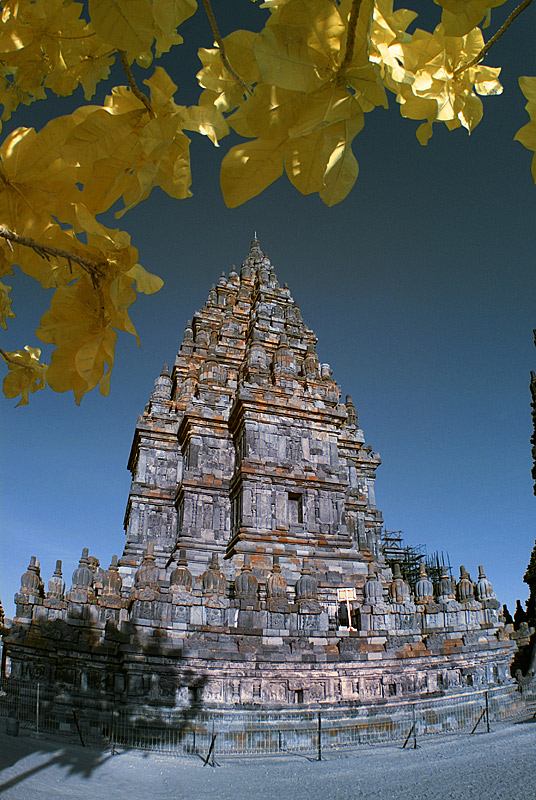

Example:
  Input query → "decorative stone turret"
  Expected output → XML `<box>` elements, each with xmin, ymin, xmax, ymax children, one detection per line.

<box><xmin>151</xmin><ymin>364</ymin><xmax>172</xmax><ymax>403</ymax></box>
<box><xmin>202</xmin><ymin>553</ymin><xmax>226</xmax><ymax>598</ymax></box>
<box><xmin>303</xmin><ymin>342</ymin><xmax>319</xmax><ymax>381</ymax></box>
<box><xmin>129</xmin><ymin>543</ymin><xmax>162</xmax><ymax>621</ymax></box>
<box><xmin>134</xmin><ymin>543</ymin><xmax>159</xmax><ymax>590</ymax></box>
<box><xmin>273</xmin><ymin>333</ymin><xmax>298</xmax><ymax>384</ymax></box>
<box><xmin>364</xmin><ymin>564</ymin><xmax>384</xmax><ymax>606</ymax></box>
<box><xmin>69</xmin><ymin>548</ymin><xmax>93</xmax><ymax>596</ymax></box>
<box><xmin>87</xmin><ymin>555</ymin><xmax>103</xmax><ymax>596</ymax></box>
<box><xmin>389</xmin><ymin>563</ymin><xmax>411</xmax><ymax>605</ymax></box>
<box><xmin>295</xmin><ymin>560</ymin><xmax>321</xmax><ymax>614</ymax></box>
<box><xmin>14</xmin><ymin>556</ymin><xmax>43</xmax><ymax>619</ymax></box>
<box><xmin>266</xmin><ymin>556</ymin><xmax>289</xmax><ymax>614</ymax></box>
<box><xmin>437</xmin><ymin>566</ymin><xmax>456</xmax><ymax>604</ymax></box>
<box><xmin>102</xmin><ymin>556</ymin><xmax>123</xmax><ymax>603</ymax></box>
<box><xmin>201</xmin><ymin>553</ymin><xmax>228</xmax><ymax>625</ymax></box>
<box><xmin>64</xmin><ymin>548</ymin><xmax>96</xmax><ymax>619</ymax></box>
<box><xmin>457</xmin><ymin>566</ymin><xmax>474</xmax><ymax>604</ymax></box>
<box><xmin>169</xmin><ymin>549</ymin><xmax>193</xmax><ymax>595</ymax></box>
<box><xmin>47</xmin><ymin>560</ymin><xmax>65</xmax><ymax>600</ymax></box>
<box><xmin>18</xmin><ymin>556</ymin><xmax>41</xmax><ymax>599</ymax></box>
<box><xmin>234</xmin><ymin>555</ymin><xmax>259</xmax><ymax>610</ymax></box>
<box><xmin>415</xmin><ymin>563</ymin><xmax>434</xmax><ymax>605</ymax></box>
<box><xmin>475</xmin><ymin>565</ymin><xmax>497</xmax><ymax>605</ymax></box>
<box><xmin>345</xmin><ymin>395</ymin><xmax>359</xmax><ymax>428</ymax></box>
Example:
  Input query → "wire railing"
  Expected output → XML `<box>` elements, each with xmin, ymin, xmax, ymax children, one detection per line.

<box><xmin>1</xmin><ymin>678</ymin><xmax>535</xmax><ymax>759</ymax></box>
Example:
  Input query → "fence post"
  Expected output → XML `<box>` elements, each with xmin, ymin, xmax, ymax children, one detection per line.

<box><xmin>36</xmin><ymin>682</ymin><xmax>40</xmax><ymax>735</ymax></box>
<box><xmin>402</xmin><ymin>704</ymin><xmax>418</xmax><ymax>750</ymax></box>
<box><xmin>317</xmin><ymin>712</ymin><xmax>322</xmax><ymax>761</ymax></box>
<box><xmin>485</xmin><ymin>690</ymin><xmax>490</xmax><ymax>733</ymax></box>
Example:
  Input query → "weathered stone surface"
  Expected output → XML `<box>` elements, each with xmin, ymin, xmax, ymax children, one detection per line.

<box><xmin>4</xmin><ymin>238</ymin><xmax>516</xmax><ymax>711</ymax></box>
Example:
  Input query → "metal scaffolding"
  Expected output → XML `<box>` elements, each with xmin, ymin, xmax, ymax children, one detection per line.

<box><xmin>381</xmin><ymin>529</ymin><xmax>452</xmax><ymax>591</ymax></box>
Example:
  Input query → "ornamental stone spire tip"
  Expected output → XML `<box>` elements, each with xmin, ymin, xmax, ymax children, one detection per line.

<box><xmin>249</xmin><ymin>235</ymin><xmax>263</xmax><ymax>259</ymax></box>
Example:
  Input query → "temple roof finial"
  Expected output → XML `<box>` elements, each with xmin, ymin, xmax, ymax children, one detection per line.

<box><xmin>249</xmin><ymin>234</ymin><xmax>263</xmax><ymax>259</ymax></box>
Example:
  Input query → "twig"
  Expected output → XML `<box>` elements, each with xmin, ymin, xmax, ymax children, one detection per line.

<box><xmin>454</xmin><ymin>0</ymin><xmax>534</xmax><ymax>76</ymax></box>
<box><xmin>0</xmin><ymin>349</ymin><xmax>21</xmax><ymax>366</ymax></box>
<box><xmin>201</xmin><ymin>0</ymin><xmax>251</xmax><ymax>96</ymax></box>
<box><xmin>118</xmin><ymin>50</ymin><xmax>155</xmax><ymax>117</ymax></box>
<box><xmin>0</xmin><ymin>225</ymin><xmax>106</xmax><ymax>287</ymax></box>
<box><xmin>340</xmin><ymin>0</ymin><xmax>364</xmax><ymax>72</ymax></box>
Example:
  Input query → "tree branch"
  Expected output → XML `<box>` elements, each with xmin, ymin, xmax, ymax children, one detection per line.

<box><xmin>340</xmin><ymin>0</ymin><xmax>363</xmax><ymax>73</ymax></box>
<box><xmin>454</xmin><ymin>0</ymin><xmax>534</xmax><ymax>77</ymax></box>
<box><xmin>0</xmin><ymin>225</ymin><xmax>106</xmax><ymax>287</ymax></box>
<box><xmin>118</xmin><ymin>50</ymin><xmax>155</xmax><ymax>117</ymax></box>
<box><xmin>200</xmin><ymin>0</ymin><xmax>251</xmax><ymax>96</ymax></box>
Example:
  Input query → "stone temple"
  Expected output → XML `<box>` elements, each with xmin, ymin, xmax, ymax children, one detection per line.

<box><xmin>5</xmin><ymin>238</ymin><xmax>515</xmax><ymax>709</ymax></box>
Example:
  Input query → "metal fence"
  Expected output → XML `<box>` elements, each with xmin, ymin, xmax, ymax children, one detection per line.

<box><xmin>1</xmin><ymin>678</ymin><xmax>535</xmax><ymax>760</ymax></box>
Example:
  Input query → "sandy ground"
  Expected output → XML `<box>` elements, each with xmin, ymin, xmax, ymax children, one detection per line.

<box><xmin>0</xmin><ymin>719</ymin><xmax>535</xmax><ymax>800</ymax></box>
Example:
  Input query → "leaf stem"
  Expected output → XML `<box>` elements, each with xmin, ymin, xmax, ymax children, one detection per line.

<box><xmin>0</xmin><ymin>225</ymin><xmax>106</xmax><ymax>287</ymax></box>
<box><xmin>200</xmin><ymin>0</ymin><xmax>251</xmax><ymax>96</ymax></box>
<box><xmin>118</xmin><ymin>50</ymin><xmax>155</xmax><ymax>117</ymax></box>
<box><xmin>0</xmin><ymin>349</ymin><xmax>23</xmax><ymax>367</ymax></box>
<box><xmin>454</xmin><ymin>0</ymin><xmax>534</xmax><ymax>76</ymax></box>
<box><xmin>340</xmin><ymin>0</ymin><xmax>363</xmax><ymax>72</ymax></box>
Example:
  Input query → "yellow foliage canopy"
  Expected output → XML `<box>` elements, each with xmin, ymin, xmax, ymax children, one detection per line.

<box><xmin>0</xmin><ymin>0</ymin><xmax>532</xmax><ymax>405</ymax></box>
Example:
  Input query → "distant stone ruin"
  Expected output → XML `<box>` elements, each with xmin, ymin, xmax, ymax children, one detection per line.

<box><xmin>4</xmin><ymin>239</ymin><xmax>515</xmax><ymax>710</ymax></box>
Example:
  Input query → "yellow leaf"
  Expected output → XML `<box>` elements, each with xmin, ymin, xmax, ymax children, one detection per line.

<box><xmin>45</xmin><ymin>39</ymin><xmax>115</xmax><ymax>101</ymax></box>
<box><xmin>224</xmin><ymin>30</ymin><xmax>262</xmax><ymax>84</ymax></box>
<box><xmin>458</xmin><ymin>90</ymin><xmax>482</xmax><ymax>132</ymax></box>
<box><xmin>387</xmin><ymin>27</ymin><xmax>501</xmax><ymax>141</ymax></box>
<box><xmin>230</xmin><ymin>85</ymin><xmax>306</xmax><ymax>139</ymax></box>
<box><xmin>221</xmin><ymin>138</ymin><xmax>287</xmax><ymax>207</ymax></box>
<box><xmin>124</xmin><ymin>263</ymin><xmax>164</xmax><ymax>294</ymax></box>
<box><xmin>276</xmin><ymin>0</ymin><xmax>344</xmax><ymax>62</ymax></box>
<box><xmin>288</xmin><ymin>82</ymin><xmax>364</xmax><ymax>139</ymax></box>
<box><xmin>319</xmin><ymin>119</ymin><xmax>361</xmax><ymax>206</ymax></box>
<box><xmin>519</xmin><ymin>76</ymin><xmax>536</xmax><ymax>106</ymax></box>
<box><xmin>0</xmin><ymin>0</ymin><xmax>109</xmax><ymax>115</ymax></box>
<box><xmin>150</xmin><ymin>130</ymin><xmax>192</xmax><ymax>201</ymax></box>
<box><xmin>75</xmin><ymin>329</ymin><xmax>117</xmax><ymax>390</ymax></box>
<box><xmin>89</xmin><ymin>0</ymin><xmax>154</xmax><ymax>57</ymax></box>
<box><xmin>144</xmin><ymin>66</ymin><xmax>180</xmax><ymax>110</ymax></box>
<box><xmin>2</xmin><ymin>345</ymin><xmax>47</xmax><ymax>406</ymax></box>
<box><xmin>344</xmin><ymin>64</ymin><xmax>388</xmax><ymax>112</ymax></box>
<box><xmin>152</xmin><ymin>0</ymin><xmax>198</xmax><ymax>57</ymax></box>
<box><xmin>253</xmin><ymin>26</ymin><xmax>326</xmax><ymax>92</ymax></box>
<box><xmin>514</xmin><ymin>78</ymin><xmax>536</xmax><ymax>183</ymax></box>
<box><xmin>415</xmin><ymin>120</ymin><xmax>433</xmax><ymax>145</ymax></box>
<box><xmin>285</xmin><ymin>110</ymin><xmax>362</xmax><ymax>200</ymax></box>
<box><xmin>284</xmin><ymin>129</ymin><xmax>326</xmax><ymax>194</ymax></box>
<box><xmin>13</xmin><ymin>224</ymin><xmax>86</xmax><ymax>288</ymax></box>
<box><xmin>0</xmin><ymin>245</ymin><xmax>14</xmax><ymax>278</ymax></box>
<box><xmin>36</xmin><ymin>270</ymin><xmax>134</xmax><ymax>402</ymax></box>
<box><xmin>435</xmin><ymin>0</ymin><xmax>507</xmax><ymax>37</ymax></box>
<box><xmin>0</xmin><ymin>279</ymin><xmax>16</xmax><ymax>329</ymax></box>
<box><xmin>0</xmin><ymin>117</ymin><xmax>81</xmax><ymax>238</ymax></box>
<box><xmin>181</xmin><ymin>104</ymin><xmax>229</xmax><ymax>145</ymax></box>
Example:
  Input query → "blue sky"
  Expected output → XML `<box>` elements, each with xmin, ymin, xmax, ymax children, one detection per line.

<box><xmin>1</xmin><ymin>2</ymin><xmax>535</xmax><ymax>618</ymax></box>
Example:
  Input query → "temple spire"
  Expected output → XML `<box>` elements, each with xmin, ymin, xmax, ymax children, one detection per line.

<box><xmin>249</xmin><ymin>235</ymin><xmax>263</xmax><ymax>259</ymax></box>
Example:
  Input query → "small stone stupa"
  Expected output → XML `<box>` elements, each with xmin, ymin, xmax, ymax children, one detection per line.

<box><xmin>5</xmin><ymin>239</ymin><xmax>514</xmax><ymax>708</ymax></box>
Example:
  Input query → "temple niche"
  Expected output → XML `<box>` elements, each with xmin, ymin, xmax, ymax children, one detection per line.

<box><xmin>4</xmin><ymin>239</ymin><xmax>516</xmax><ymax>709</ymax></box>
